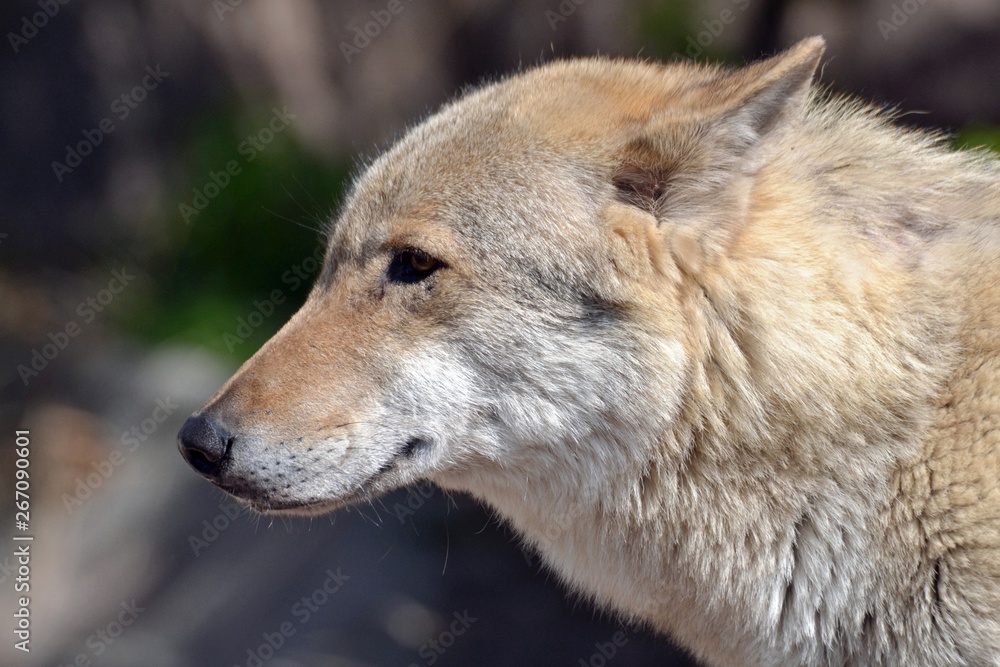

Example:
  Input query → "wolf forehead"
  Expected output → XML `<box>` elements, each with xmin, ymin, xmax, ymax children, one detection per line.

<box><xmin>322</xmin><ymin>56</ymin><xmax>741</xmax><ymax>272</ymax></box>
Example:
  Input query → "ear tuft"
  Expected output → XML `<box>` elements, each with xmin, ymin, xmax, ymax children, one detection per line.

<box><xmin>612</xmin><ymin>162</ymin><xmax>673</xmax><ymax>214</ymax></box>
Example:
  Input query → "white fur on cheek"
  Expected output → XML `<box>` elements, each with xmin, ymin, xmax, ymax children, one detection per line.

<box><xmin>375</xmin><ymin>344</ymin><xmax>491</xmax><ymax>468</ymax></box>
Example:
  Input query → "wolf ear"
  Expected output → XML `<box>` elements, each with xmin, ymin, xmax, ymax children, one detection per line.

<box><xmin>709</xmin><ymin>36</ymin><xmax>825</xmax><ymax>170</ymax></box>
<box><xmin>611</xmin><ymin>37</ymin><xmax>825</xmax><ymax>273</ymax></box>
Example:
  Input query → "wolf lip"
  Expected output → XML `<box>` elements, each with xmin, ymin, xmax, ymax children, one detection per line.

<box><xmin>239</xmin><ymin>443</ymin><xmax>421</xmax><ymax>514</ymax></box>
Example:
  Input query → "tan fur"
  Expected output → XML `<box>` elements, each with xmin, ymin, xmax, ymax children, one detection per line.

<box><xmin>181</xmin><ymin>38</ymin><xmax>1000</xmax><ymax>665</ymax></box>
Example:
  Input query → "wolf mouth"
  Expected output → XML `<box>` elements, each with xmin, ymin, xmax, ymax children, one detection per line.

<box><xmin>240</xmin><ymin>437</ymin><xmax>428</xmax><ymax>515</ymax></box>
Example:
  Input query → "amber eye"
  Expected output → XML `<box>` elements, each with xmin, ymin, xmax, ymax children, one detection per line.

<box><xmin>409</xmin><ymin>251</ymin><xmax>437</xmax><ymax>274</ymax></box>
<box><xmin>387</xmin><ymin>248</ymin><xmax>442</xmax><ymax>284</ymax></box>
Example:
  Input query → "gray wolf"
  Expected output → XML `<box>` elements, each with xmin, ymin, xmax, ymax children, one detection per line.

<box><xmin>178</xmin><ymin>37</ymin><xmax>1000</xmax><ymax>665</ymax></box>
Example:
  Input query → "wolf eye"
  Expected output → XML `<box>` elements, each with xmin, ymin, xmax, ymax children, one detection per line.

<box><xmin>387</xmin><ymin>248</ymin><xmax>442</xmax><ymax>284</ymax></box>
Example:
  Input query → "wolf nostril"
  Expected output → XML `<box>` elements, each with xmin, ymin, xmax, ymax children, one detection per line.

<box><xmin>177</xmin><ymin>414</ymin><xmax>232</xmax><ymax>481</ymax></box>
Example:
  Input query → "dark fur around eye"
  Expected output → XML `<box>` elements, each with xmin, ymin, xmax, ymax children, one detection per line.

<box><xmin>386</xmin><ymin>248</ymin><xmax>443</xmax><ymax>284</ymax></box>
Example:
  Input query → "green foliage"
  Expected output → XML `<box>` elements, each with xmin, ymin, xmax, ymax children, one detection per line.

<box><xmin>956</xmin><ymin>124</ymin><xmax>1000</xmax><ymax>155</ymax></box>
<box><xmin>634</xmin><ymin>0</ymin><xmax>695</xmax><ymax>60</ymax></box>
<box><xmin>122</xmin><ymin>105</ymin><xmax>351</xmax><ymax>361</ymax></box>
<box><xmin>635</xmin><ymin>0</ymin><xmax>745</xmax><ymax>62</ymax></box>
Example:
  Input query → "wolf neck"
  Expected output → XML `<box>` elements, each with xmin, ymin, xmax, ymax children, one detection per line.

<box><xmin>461</xmin><ymin>354</ymin><xmax>914</xmax><ymax>664</ymax></box>
<box><xmin>456</xmin><ymin>171</ymin><xmax>958</xmax><ymax>664</ymax></box>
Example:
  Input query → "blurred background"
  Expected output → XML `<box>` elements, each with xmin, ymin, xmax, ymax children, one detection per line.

<box><xmin>1</xmin><ymin>1</ymin><xmax>998</xmax><ymax>665</ymax></box>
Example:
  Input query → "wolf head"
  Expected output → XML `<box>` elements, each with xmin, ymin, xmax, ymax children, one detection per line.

<box><xmin>178</xmin><ymin>39</ymin><xmax>832</xmax><ymax>514</ymax></box>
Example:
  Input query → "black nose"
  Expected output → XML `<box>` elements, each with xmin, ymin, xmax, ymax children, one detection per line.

<box><xmin>177</xmin><ymin>414</ymin><xmax>232</xmax><ymax>481</ymax></box>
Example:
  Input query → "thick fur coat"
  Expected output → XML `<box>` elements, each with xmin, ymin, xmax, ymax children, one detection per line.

<box><xmin>179</xmin><ymin>38</ymin><xmax>1000</xmax><ymax>665</ymax></box>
